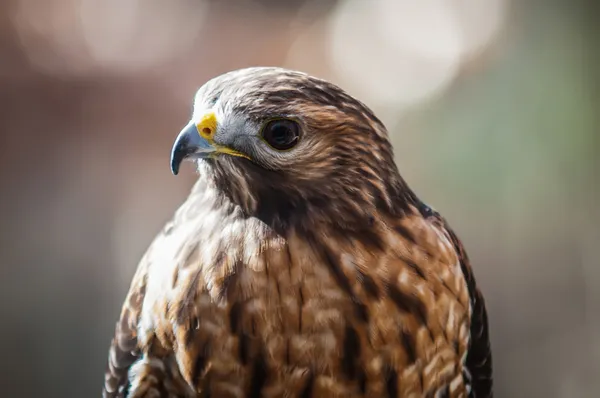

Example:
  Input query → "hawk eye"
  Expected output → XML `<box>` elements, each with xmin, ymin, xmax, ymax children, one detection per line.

<box><xmin>260</xmin><ymin>119</ymin><xmax>300</xmax><ymax>151</ymax></box>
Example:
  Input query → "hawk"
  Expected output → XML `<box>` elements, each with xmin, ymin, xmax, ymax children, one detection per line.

<box><xmin>103</xmin><ymin>67</ymin><xmax>492</xmax><ymax>398</ymax></box>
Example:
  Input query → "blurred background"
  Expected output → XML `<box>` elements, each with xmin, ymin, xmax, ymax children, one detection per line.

<box><xmin>0</xmin><ymin>0</ymin><xmax>597</xmax><ymax>396</ymax></box>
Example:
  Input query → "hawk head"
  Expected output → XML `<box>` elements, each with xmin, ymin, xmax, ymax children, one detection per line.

<box><xmin>171</xmin><ymin>67</ymin><xmax>416</xmax><ymax>234</ymax></box>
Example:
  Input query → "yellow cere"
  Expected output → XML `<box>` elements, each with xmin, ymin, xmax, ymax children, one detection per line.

<box><xmin>196</xmin><ymin>112</ymin><xmax>218</xmax><ymax>140</ymax></box>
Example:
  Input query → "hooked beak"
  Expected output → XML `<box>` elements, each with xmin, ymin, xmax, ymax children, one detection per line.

<box><xmin>170</xmin><ymin>113</ymin><xmax>218</xmax><ymax>175</ymax></box>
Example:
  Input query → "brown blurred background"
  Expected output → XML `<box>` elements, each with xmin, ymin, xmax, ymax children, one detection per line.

<box><xmin>0</xmin><ymin>0</ymin><xmax>598</xmax><ymax>396</ymax></box>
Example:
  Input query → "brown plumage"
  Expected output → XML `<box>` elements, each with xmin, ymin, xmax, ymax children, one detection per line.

<box><xmin>103</xmin><ymin>67</ymin><xmax>492</xmax><ymax>398</ymax></box>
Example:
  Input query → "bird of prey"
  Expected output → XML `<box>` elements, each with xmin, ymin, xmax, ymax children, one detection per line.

<box><xmin>103</xmin><ymin>67</ymin><xmax>492</xmax><ymax>398</ymax></box>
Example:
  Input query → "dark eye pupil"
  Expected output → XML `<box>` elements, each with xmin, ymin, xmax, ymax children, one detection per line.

<box><xmin>262</xmin><ymin>119</ymin><xmax>300</xmax><ymax>150</ymax></box>
<box><xmin>271</xmin><ymin>126</ymin><xmax>288</xmax><ymax>143</ymax></box>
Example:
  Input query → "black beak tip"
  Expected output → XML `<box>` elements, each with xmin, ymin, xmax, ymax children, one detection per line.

<box><xmin>170</xmin><ymin>146</ymin><xmax>183</xmax><ymax>176</ymax></box>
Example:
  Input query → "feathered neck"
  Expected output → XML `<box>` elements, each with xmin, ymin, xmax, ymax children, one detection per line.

<box><xmin>196</xmin><ymin>158</ymin><xmax>420</xmax><ymax>245</ymax></box>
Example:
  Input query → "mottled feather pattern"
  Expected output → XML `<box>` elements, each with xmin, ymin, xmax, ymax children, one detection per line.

<box><xmin>105</xmin><ymin>180</ymin><xmax>476</xmax><ymax>397</ymax></box>
<box><xmin>103</xmin><ymin>67</ymin><xmax>492</xmax><ymax>397</ymax></box>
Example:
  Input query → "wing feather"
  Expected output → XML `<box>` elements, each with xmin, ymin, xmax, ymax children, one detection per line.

<box><xmin>103</xmin><ymin>260</ymin><xmax>149</xmax><ymax>397</ymax></box>
<box><xmin>428</xmin><ymin>206</ymin><xmax>493</xmax><ymax>398</ymax></box>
